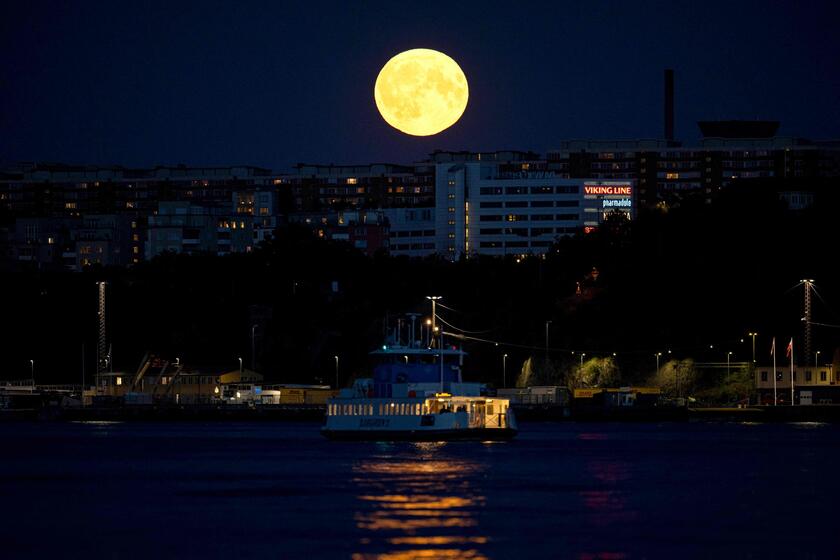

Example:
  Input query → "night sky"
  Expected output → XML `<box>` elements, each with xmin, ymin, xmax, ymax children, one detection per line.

<box><xmin>2</xmin><ymin>0</ymin><xmax>838</xmax><ymax>170</ymax></box>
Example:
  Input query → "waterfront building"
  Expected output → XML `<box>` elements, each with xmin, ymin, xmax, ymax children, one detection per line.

<box><xmin>754</xmin><ymin>364</ymin><xmax>839</xmax><ymax>405</ymax></box>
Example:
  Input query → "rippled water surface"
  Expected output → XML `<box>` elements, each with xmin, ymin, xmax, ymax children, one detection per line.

<box><xmin>2</xmin><ymin>421</ymin><xmax>839</xmax><ymax>558</ymax></box>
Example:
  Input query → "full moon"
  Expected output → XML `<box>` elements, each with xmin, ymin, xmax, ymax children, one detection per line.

<box><xmin>374</xmin><ymin>48</ymin><xmax>469</xmax><ymax>136</ymax></box>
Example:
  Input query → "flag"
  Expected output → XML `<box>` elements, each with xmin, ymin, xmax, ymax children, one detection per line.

<box><xmin>770</xmin><ymin>337</ymin><xmax>775</xmax><ymax>356</ymax></box>
<box><xmin>786</xmin><ymin>338</ymin><xmax>793</xmax><ymax>359</ymax></box>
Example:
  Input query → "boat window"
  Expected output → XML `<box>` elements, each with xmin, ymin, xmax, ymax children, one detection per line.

<box><xmin>378</xmin><ymin>403</ymin><xmax>383</xmax><ymax>415</ymax></box>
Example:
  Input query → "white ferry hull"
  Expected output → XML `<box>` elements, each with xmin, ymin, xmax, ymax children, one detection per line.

<box><xmin>321</xmin><ymin>426</ymin><xmax>518</xmax><ymax>441</ymax></box>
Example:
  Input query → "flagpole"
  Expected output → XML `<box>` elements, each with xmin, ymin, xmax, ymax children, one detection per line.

<box><xmin>772</xmin><ymin>337</ymin><xmax>777</xmax><ymax>406</ymax></box>
<box><xmin>789</xmin><ymin>338</ymin><xmax>794</xmax><ymax>406</ymax></box>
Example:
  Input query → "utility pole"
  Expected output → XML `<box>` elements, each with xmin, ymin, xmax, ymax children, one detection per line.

<box><xmin>251</xmin><ymin>324</ymin><xmax>258</xmax><ymax>371</ymax></box>
<box><xmin>545</xmin><ymin>320</ymin><xmax>552</xmax><ymax>364</ymax></box>
<box><xmin>81</xmin><ymin>344</ymin><xmax>85</xmax><ymax>408</ymax></box>
<box><xmin>96</xmin><ymin>281</ymin><xmax>107</xmax><ymax>391</ymax></box>
<box><xmin>802</xmin><ymin>279</ymin><xmax>813</xmax><ymax>362</ymax></box>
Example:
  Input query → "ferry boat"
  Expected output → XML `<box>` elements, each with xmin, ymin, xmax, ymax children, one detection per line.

<box><xmin>322</xmin><ymin>343</ymin><xmax>517</xmax><ymax>441</ymax></box>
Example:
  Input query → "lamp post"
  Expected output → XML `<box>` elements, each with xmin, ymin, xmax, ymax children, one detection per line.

<box><xmin>580</xmin><ymin>353</ymin><xmax>585</xmax><ymax>369</ymax></box>
<box><xmin>251</xmin><ymin>324</ymin><xmax>258</xmax><ymax>371</ymax></box>
<box><xmin>727</xmin><ymin>351</ymin><xmax>733</xmax><ymax>376</ymax></box>
<box><xmin>503</xmin><ymin>353</ymin><xmax>508</xmax><ymax>388</ymax></box>
<box><xmin>30</xmin><ymin>359</ymin><xmax>35</xmax><ymax>392</ymax></box>
<box><xmin>815</xmin><ymin>350</ymin><xmax>821</xmax><ymax>367</ymax></box>
<box><xmin>238</xmin><ymin>357</ymin><xmax>243</xmax><ymax>375</ymax></box>
<box><xmin>748</xmin><ymin>332</ymin><xmax>757</xmax><ymax>364</ymax></box>
<box><xmin>334</xmin><ymin>355</ymin><xmax>339</xmax><ymax>389</ymax></box>
<box><xmin>653</xmin><ymin>352</ymin><xmax>663</xmax><ymax>394</ymax></box>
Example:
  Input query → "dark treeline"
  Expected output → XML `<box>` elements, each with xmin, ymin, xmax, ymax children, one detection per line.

<box><xmin>2</xmin><ymin>180</ymin><xmax>838</xmax><ymax>387</ymax></box>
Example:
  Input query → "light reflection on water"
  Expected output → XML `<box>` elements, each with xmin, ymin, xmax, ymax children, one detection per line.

<box><xmin>351</xmin><ymin>442</ymin><xmax>488</xmax><ymax>560</ymax></box>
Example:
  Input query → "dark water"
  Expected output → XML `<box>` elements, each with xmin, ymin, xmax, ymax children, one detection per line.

<box><xmin>2</xmin><ymin>421</ymin><xmax>838</xmax><ymax>559</ymax></box>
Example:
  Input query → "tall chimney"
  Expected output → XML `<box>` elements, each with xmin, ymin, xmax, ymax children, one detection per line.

<box><xmin>664</xmin><ymin>69</ymin><xmax>674</xmax><ymax>141</ymax></box>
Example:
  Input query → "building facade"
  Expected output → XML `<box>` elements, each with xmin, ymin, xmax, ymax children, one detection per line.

<box><xmin>434</xmin><ymin>156</ymin><xmax>634</xmax><ymax>259</ymax></box>
<box><xmin>755</xmin><ymin>364</ymin><xmax>838</xmax><ymax>405</ymax></box>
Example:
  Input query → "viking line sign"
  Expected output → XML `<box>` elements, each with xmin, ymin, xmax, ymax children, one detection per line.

<box><xmin>584</xmin><ymin>184</ymin><xmax>632</xmax><ymax>195</ymax></box>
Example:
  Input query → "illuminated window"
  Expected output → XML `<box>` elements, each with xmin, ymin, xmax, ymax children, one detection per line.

<box><xmin>116</xmin><ymin>377</ymin><xmax>122</xmax><ymax>386</ymax></box>
<box><xmin>259</xmin><ymin>207</ymin><xmax>269</xmax><ymax>215</ymax></box>
<box><xmin>133</xmin><ymin>247</ymin><xmax>139</xmax><ymax>254</ymax></box>
<box><xmin>125</xmin><ymin>201</ymin><xmax>135</xmax><ymax>209</ymax></box>
<box><xmin>47</xmin><ymin>237</ymin><xmax>54</xmax><ymax>245</ymax></box>
<box><xmin>347</xmin><ymin>177</ymin><xmax>357</xmax><ymax>185</ymax></box>
<box><xmin>666</xmin><ymin>173</ymin><xmax>679</xmax><ymax>179</ymax></box>
<box><xmin>64</xmin><ymin>202</ymin><xmax>77</xmax><ymax>209</ymax></box>
<box><xmin>448</xmin><ymin>207</ymin><xmax>456</xmax><ymax>213</ymax></box>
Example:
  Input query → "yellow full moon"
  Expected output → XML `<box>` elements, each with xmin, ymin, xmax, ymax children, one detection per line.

<box><xmin>374</xmin><ymin>48</ymin><xmax>469</xmax><ymax>136</ymax></box>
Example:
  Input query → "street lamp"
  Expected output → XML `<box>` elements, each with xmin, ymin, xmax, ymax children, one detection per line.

<box><xmin>503</xmin><ymin>353</ymin><xmax>508</xmax><ymax>388</ymax></box>
<box><xmin>748</xmin><ymin>332</ymin><xmax>758</xmax><ymax>364</ymax></box>
<box><xmin>238</xmin><ymin>357</ymin><xmax>243</xmax><ymax>375</ymax></box>
<box><xmin>727</xmin><ymin>351</ymin><xmax>733</xmax><ymax>375</ymax></box>
<box><xmin>580</xmin><ymin>353</ymin><xmax>585</xmax><ymax>369</ymax></box>
<box><xmin>334</xmin><ymin>355</ymin><xmax>339</xmax><ymax>389</ymax></box>
<box><xmin>30</xmin><ymin>359</ymin><xmax>35</xmax><ymax>392</ymax></box>
<box><xmin>655</xmin><ymin>352</ymin><xmax>662</xmax><ymax>378</ymax></box>
<box><xmin>815</xmin><ymin>350</ymin><xmax>821</xmax><ymax>367</ymax></box>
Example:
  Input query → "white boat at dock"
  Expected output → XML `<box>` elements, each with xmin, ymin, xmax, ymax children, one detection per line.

<box><xmin>322</xmin><ymin>344</ymin><xmax>517</xmax><ymax>441</ymax></box>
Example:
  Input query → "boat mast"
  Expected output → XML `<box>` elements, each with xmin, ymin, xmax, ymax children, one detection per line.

<box><xmin>427</xmin><ymin>296</ymin><xmax>443</xmax><ymax>393</ymax></box>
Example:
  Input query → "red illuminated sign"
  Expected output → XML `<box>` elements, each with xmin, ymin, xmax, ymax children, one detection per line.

<box><xmin>584</xmin><ymin>185</ymin><xmax>632</xmax><ymax>195</ymax></box>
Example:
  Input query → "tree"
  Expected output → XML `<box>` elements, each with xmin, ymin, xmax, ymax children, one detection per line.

<box><xmin>566</xmin><ymin>356</ymin><xmax>620</xmax><ymax>388</ymax></box>
<box><xmin>650</xmin><ymin>359</ymin><xmax>697</xmax><ymax>397</ymax></box>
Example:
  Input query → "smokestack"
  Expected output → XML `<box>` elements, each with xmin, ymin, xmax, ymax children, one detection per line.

<box><xmin>664</xmin><ymin>69</ymin><xmax>674</xmax><ymax>141</ymax></box>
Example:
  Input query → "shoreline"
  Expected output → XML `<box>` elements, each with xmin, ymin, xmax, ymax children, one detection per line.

<box><xmin>4</xmin><ymin>404</ymin><xmax>840</xmax><ymax>423</ymax></box>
